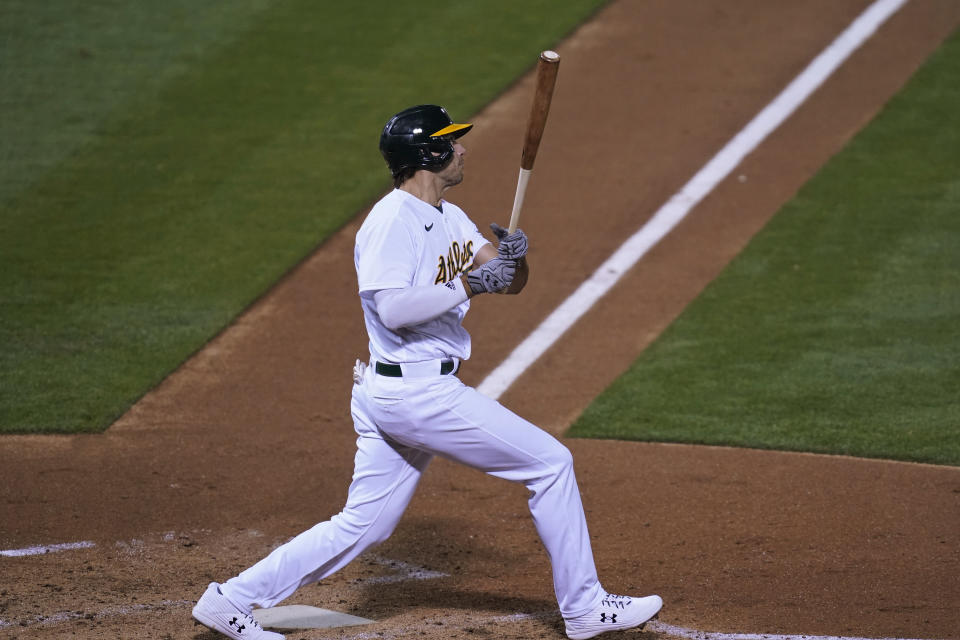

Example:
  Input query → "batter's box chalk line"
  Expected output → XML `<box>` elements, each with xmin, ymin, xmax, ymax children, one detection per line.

<box><xmin>0</xmin><ymin>540</ymin><xmax>96</xmax><ymax>557</ymax></box>
<box><xmin>0</xmin><ymin>600</ymin><xmax>194</xmax><ymax>630</ymax></box>
<box><xmin>648</xmin><ymin>621</ymin><xmax>952</xmax><ymax>640</ymax></box>
<box><xmin>326</xmin><ymin>612</ymin><xmax>949</xmax><ymax>640</ymax></box>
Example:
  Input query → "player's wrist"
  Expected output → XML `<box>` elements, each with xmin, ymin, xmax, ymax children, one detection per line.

<box><xmin>460</xmin><ymin>274</ymin><xmax>476</xmax><ymax>298</ymax></box>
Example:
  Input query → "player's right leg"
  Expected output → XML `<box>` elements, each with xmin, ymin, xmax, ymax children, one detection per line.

<box><xmin>365</xmin><ymin>373</ymin><xmax>661</xmax><ymax>637</ymax></box>
<box><xmin>197</xmin><ymin>381</ymin><xmax>432</xmax><ymax>621</ymax></box>
<box><xmin>366</xmin><ymin>374</ymin><xmax>600</xmax><ymax>611</ymax></box>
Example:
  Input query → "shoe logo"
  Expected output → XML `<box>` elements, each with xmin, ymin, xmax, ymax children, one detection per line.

<box><xmin>229</xmin><ymin>616</ymin><xmax>246</xmax><ymax>633</ymax></box>
<box><xmin>600</xmin><ymin>613</ymin><xmax>618</xmax><ymax>623</ymax></box>
<box><xmin>425</xmin><ymin>223</ymin><xmax>434</xmax><ymax>231</ymax></box>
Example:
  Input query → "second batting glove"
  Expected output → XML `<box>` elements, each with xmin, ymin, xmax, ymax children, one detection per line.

<box><xmin>490</xmin><ymin>223</ymin><xmax>528</xmax><ymax>260</ymax></box>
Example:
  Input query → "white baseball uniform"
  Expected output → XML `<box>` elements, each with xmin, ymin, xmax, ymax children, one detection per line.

<box><xmin>219</xmin><ymin>188</ymin><xmax>604</xmax><ymax>619</ymax></box>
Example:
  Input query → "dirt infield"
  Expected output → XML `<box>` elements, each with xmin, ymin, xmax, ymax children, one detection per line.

<box><xmin>2</xmin><ymin>1</ymin><xmax>959</xmax><ymax>639</ymax></box>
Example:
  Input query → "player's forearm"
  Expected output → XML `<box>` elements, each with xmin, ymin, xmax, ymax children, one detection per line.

<box><xmin>374</xmin><ymin>280</ymin><xmax>470</xmax><ymax>330</ymax></box>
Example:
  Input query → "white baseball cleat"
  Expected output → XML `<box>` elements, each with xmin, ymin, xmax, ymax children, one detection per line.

<box><xmin>564</xmin><ymin>592</ymin><xmax>662</xmax><ymax>640</ymax></box>
<box><xmin>192</xmin><ymin>582</ymin><xmax>285</xmax><ymax>639</ymax></box>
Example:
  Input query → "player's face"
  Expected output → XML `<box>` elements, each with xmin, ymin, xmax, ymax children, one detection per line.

<box><xmin>435</xmin><ymin>138</ymin><xmax>466</xmax><ymax>188</ymax></box>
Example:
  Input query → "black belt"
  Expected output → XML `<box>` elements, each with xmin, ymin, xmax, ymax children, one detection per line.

<box><xmin>375</xmin><ymin>360</ymin><xmax>457</xmax><ymax>377</ymax></box>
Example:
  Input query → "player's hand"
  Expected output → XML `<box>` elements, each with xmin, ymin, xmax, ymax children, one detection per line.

<box><xmin>490</xmin><ymin>223</ymin><xmax>528</xmax><ymax>260</ymax></box>
<box><xmin>352</xmin><ymin>359</ymin><xmax>366</xmax><ymax>385</ymax></box>
<box><xmin>466</xmin><ymin>256</ymin><xmax>516</xmax><ymax>294</ymax></box>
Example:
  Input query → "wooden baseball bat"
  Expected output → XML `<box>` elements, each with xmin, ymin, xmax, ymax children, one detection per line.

<box><xmin>508</xmin><ymin>50</ymin><xmax>561</xmax><ymax>234</ymax></box>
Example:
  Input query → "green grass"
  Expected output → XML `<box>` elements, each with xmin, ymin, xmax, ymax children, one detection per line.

<box><xmin>0</xmin><ymin>0</ymin><xmax>608</xmax><ymax>433</ymax></box>
<box><xmin>569</xmin><ymin>29</ymin><xmax>960</xmax><ymax>466</ymax></box>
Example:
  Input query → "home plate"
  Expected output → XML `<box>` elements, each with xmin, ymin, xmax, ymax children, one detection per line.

<box><xmin>253</xmin><ymin>605</ymin><xmax>374</xmax><ymax>630</ymax></box>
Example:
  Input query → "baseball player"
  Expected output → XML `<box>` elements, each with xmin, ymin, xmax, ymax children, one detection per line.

<box><xmin>192</xmin><ymin>104</ymin><xmax>662</xmax><ymax>640</ymax></box>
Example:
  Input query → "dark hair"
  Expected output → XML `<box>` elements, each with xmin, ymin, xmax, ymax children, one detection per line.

<box><xmin>393</xmin><ymin>166</ymin><xmax>418</xmax><ymax>189</ymax></box>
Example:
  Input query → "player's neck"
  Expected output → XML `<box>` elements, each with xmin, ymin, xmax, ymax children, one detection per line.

<box><xmin>399</xmin><ymin>173</ymin><xmax>446</xmax><ymax>208</ymax></box>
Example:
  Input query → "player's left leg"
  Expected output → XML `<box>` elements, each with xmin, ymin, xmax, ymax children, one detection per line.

<box><xmin>213</xmin><ymin>385</ymin><xmax>432</xmax><ymax>613</ymax></box>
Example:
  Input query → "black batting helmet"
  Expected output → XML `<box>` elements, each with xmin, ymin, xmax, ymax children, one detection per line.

<box><xmin>379</xmin><ymin>105</ymin><xmax>473</xmax><ymax>178</ymax></box>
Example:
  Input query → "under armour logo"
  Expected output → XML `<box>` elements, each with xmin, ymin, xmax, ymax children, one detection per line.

<box><xmin>229</xmin><ymin>616</ymin><xmax>246</xmax><ymax>633</ymax></box>
<box><xmin>425</xmin><ymin>223</ymin><xmax>434</xmax><ymax>231</ymax></box>
<box><xmin>600</xmin><ymin>613</ymin><xmax>618</xmax><ymax>623</ymax></box>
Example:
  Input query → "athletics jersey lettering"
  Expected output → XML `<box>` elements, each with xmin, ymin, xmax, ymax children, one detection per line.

<box><xmin>355</xmin><ymin>190</ymin><xmax>487</xmax><ymax>362</ymax></box>
<box><xmin>434</xmin><ymin>240</ymin><xmax>475</xmax><ymax>284</ymax></box>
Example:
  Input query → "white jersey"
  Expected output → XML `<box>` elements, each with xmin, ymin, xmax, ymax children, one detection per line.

<box><xmin>355</xmin><ymin>189</ymin><xmax>489</xmax><ymax>363</ymax></box>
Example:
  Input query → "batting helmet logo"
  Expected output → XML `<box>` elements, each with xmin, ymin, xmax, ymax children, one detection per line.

<box><xmin>379</xmin><ymin>105</ymin><xmax>473</xmax><ymax>178</ymax></box>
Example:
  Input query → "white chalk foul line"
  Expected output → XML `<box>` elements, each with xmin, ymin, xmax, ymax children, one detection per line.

<box><xmin>477</xmin><ymin>0</ymin><xmax>910</xmax><ymax>400</ymax></box>
<box><xmin>0</xmin><ymin>540</ymin><xmax>95</xmax><ymax>557</ymax></box>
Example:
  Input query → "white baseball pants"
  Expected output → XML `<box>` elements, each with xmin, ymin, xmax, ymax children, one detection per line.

<box><xmin>221</xmin><ymin>364</ymin><xmax>603</xmax><ymax>618</ymax></box>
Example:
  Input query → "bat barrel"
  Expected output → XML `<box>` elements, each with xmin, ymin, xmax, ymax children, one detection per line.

<box><xmin>520</xmin><ymin>51</ymin><xmax>561</xmax><ymax>171</ymax></box>
<box><xmin>510</xmin><ymin>50</ymin><xmax>560</xmax><ymax>234</ymax></box>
